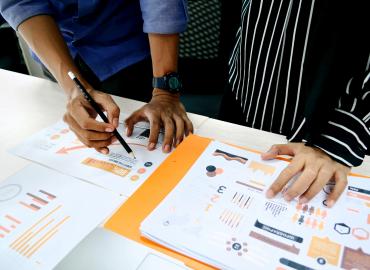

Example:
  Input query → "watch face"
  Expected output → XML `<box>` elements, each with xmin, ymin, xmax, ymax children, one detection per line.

<box><xmin>168</xmin><ymin>77</ymin><xmax>180</xmax><ymax>90</ymax></box>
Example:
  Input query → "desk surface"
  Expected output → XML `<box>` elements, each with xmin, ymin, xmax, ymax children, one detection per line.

<box><xmin>1</xmin><ymin>69</ymin><xmax>369</xmax><ymax>270</ymax></box>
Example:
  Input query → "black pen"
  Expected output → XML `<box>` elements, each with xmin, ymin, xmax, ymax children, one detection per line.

<box><xmin>68</xmin><ymin>71</ymin><xmax>136</xmax><ymax>159</ymax></box>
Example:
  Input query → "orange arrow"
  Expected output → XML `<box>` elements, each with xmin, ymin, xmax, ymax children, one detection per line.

<box><xmin>56</xmin><ymin>142</ymin><xmax>148</xmax><ymax>154</ymax></box>
<box><xmin>56</xmin><ymin>145</ymin><xmax>87</xmax><ymax>154</ymax></box>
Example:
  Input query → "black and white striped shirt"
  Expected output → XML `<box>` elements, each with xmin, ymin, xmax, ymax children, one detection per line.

<box><xmin>228</xmin><ymin>0</ymin><xmax>369</xmax><ymax>166</ymax></box>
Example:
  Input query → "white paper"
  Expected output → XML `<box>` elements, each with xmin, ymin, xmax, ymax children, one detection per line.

<box><xmin>141</xmin><ymin>141</ymin><xmax>370</xmax><ymax>270</ymax></box>
<box><xmin>0</xmin><ymin>165</ymin><xmax>123</xmax><ymax>270</ymax></box>
<box><xmin>10</xmin><ymin>116</ymin><xmax>167</xmax><ymax>196</ymax></box>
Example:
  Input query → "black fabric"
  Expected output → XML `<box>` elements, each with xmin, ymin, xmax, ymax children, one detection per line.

<box><xmin>222</xmin><ymin>0</ymin><xmax>369</xmax><ymax>166</ymax></box>
<box><xmin>75</xmin><ymin>55</ymin><xmax>153</xmax><ymax>102</ymax></box>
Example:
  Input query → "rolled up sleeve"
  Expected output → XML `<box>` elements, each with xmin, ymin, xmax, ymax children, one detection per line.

<box><xmin>313</xmin><ymin>68</ymin><xmax>370</xmax><ymax>167</ymax></box>
<box><xmin>0</xmin><ymin>0</ymin><xmax>53</xmax><ymax>30</ymax></box>
<box><xmin>139</xmin><ymin>0</ymin><xmax>188</xmax><ymax>34</ymax></box>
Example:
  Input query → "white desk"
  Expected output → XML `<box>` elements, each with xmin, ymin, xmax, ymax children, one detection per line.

<box><xmin>1</xmin><ymin>69</ymin><xmax>369</xmax><ymax>269</ymax></box>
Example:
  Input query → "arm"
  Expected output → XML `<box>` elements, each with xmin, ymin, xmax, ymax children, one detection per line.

<box><xmin>263</xmin><ymin>61</ymin><xmax>370</xmax><ymax>207</ymax></box>
<box><xmin>12</xmin><ymin>13</ymin><xmax>119</xmax><ymax>154</ymax></box>
<box><xmin>125</xmin><ymin>0</ymin><xmax>193</xmax><ymax>153</ymax></box>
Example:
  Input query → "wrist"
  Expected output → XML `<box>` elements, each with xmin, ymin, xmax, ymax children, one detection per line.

<box><xmin>60</xmin><ymin>72</ymin><xmax>92</xmax><ymax>100</ymax></box>
<box><xmin>152</xmin><ymin>88</ymin><xmax>180</xmax><ymax>100</ymax></box>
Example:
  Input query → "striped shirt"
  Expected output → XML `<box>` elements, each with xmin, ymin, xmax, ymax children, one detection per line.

<box><xmin>228</xmin><ymin>0</ymin><xmax>369</xmax><ymax>166</ymax></box>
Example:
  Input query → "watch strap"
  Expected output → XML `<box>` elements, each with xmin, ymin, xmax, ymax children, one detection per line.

<box><xmin>152</xmin><ymin>77</ymin><xmax>167</xmax><ymax>90</ymax></box>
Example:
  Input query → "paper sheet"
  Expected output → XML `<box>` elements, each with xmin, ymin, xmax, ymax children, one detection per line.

<box><xmin>10</xmin><ymin>116</ymin><xmax>167</xmax><ymax>196</ymax></box>
<box><xmin>141</xmin><ymin>141</ymin><xmax>370</xmax><ymax>270</ymax></box>
<box><xmin>0</xmin><ymin>165</ymin><xmax>123</xmax><ymax>270</ymax></box>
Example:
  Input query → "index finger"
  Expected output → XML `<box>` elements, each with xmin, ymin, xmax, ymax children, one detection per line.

<box><xmin>69</xmin><ymin>100</ymin><xmax>114</xmax><ymax>132</ymax></box>
<box><xmin>326</xmin><ymin>171</ymin><xmax>348</xmax><ymax>207</ymax></box>
<box><xmin>148</xmin><ymin>117</ymin><xmax>160</xmax><ymax>151</ymax></box>
<box><xmin>266</xmin><ymin>158</ymin><xmax>304</xmax><ymax>198</ymax></box>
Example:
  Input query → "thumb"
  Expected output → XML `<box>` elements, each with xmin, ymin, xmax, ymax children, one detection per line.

<box><xmin>261</xmin><ymin>144</ymin><xmax>295</xmax><ymax>160</ymax></box>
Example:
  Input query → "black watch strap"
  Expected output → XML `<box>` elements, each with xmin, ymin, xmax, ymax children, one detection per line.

<box><xmin>152</xmin><ymin>77</ymin><xmax>167</xmax><ymax>90</ymax></box>
<box><xmin>152</xmin><ymin>72</ymin><xmax>182</xmax><ymax>93</ymax></box>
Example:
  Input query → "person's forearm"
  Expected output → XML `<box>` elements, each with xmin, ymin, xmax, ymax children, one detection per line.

<box><xmin>148</xmin><ymin>33</ymin><xmax>179</xmax><ymax>78</ymax></box>
<box><xmin>18</xmin><ymin>15</ymin><xmax>88</xmax><ymax>97</ymax></box>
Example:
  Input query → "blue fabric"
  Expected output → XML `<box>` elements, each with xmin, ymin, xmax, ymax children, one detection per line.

<box><xmin>0</xmin><ymin>0</ymin><xmax>188</xmax><ymax>80</ymax></box>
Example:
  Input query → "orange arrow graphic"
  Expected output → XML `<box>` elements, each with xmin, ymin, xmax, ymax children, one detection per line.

<box><xmin>56</xmin><ymin>145</ymin><xmax>87</xmax><ymax>154</ymax></box>
<box><xmin>56</xmin><ymin>142</ymin><xmax>148</xmax><ymax>154</ymax></box>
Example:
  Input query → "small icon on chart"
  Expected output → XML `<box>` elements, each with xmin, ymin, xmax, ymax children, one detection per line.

<box><xmin>226</xmin><ymin>237</ymin><xmax>248</xmax><ymax>256</ymax></box>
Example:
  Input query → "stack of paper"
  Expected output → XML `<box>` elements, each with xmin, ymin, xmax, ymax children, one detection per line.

<box><xmin>141</xmin><ymin>141</ymin><xmax>370</xmax><ymax>270</ymax></box>
<box><xmin>2</xmin><ymin>116</ymin><xmax>169</xmax><ymax>269</ymax></box>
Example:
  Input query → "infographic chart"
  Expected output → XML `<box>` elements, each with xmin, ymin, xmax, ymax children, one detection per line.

<box><xmin>141</xmin><ymin>141</ymin><xmax>370</xmax><ymax>270</ymax></box>
<box><xmin>10</xmin><ymin>116</ymin><xmax>167</xmax><ymax>197</ymax></box>
<box><xmin>0</xmin><ymin>165</ymin><xmax>122</xmax><ymax>270</ymax></box>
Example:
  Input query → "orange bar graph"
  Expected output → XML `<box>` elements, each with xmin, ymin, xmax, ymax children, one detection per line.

<box><xmin>39</xmin><ymin>190</ymin><xmax>56</xmax><ymax>200</ymax></box>
<box><xmin>24</xmin><ymin>216</ymin><xmax>70</xmax><ymax>258</ymax></box>
<box><xmin>0</xmin><ymin>226</ymin><xmax>10</xmax><ymax>233</ymax></box>
<box><xmin>32</xmin><ymin>198</ymin><xmax>48</xmax><ymax>206</ymax></box>
<box><xmin>5</xmin><ymin>215</ymin><xmax>21</xmax><ymax>224</ymax></box>
<box><xmin>10</xmin><ymin>205</ymin><xmax>61</xmax><ymax>249</ymax></box>
<box><xmin>19</xmin><ymin>202</ymin><xmax>39</xmax><ymax>211</ymax></box>
<box><xmin>14</xmin><ymin>219</ymin><xmax>55</xmax><ymax>252</ymax></box>
<box><xmin>27</xmin><ymin>230</ymin><xmax>59</xmax><ymax>258</ymax></box>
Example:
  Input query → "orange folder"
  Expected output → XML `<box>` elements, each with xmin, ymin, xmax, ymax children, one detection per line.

<box><xmin>105</xmin><ymin>134</ymin><xmax>215</xmax><ymax>269</ymax></box>
<box><xmin>104</xmin><ymin>134</ymin><xmax>369</xmax><ymax>270</ymax></box>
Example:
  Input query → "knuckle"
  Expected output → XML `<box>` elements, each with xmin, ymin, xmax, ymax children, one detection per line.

<box><xmin>282</xmin><ymin>167</ymin><xmax>295</xmax><ymax>176</ymax></box>
<box><xmin>84</xmin><ymin>141</ymin><xmax>92</xmax><ymax>148</ymax></box>
<box><xmin>112</xmin><ymin>105</ymin><xmax>120</xmax><ymax>115</ymax></box>
<box><xmin>84</xmin><ymin>132</ymin><xmax>94</xmax><ymax>141</ymax></box>
<box><xmin>287</xmin><ymin>188</ymin><xmax>300</xmax><ymax>197</ymax></box>
<box><xmin>80</xmin><ymin>120</ymin><xmax>89</xmax><ymax>129</ymax></box>
<box><xmin>270</xmin><ymin>182</ymin><xmax>283</xmax><ymax>192</ymax></box>
<box><xmin>321</xmin><ymin>168</ymin><xmax>333</xmax><ymax>177</ymax></box>
<box><xmin>305</xmin><ymin>168</ymin><xmax>317</xmax><ymax>179</ymax></box>
<box><xmin>151</xmin><ymin>119</ymin><xmax>160</xmax><ymax>126</ymax></box>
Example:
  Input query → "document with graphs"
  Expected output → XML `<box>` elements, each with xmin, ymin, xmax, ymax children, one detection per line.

<box><xmin>10</xmin><ymin>115</ymin><xmax>167</xmax><ymax>197</ymax></box>
<box><xmin>140</xmin><ymin>139</ymin><xmax>370</xmax><ymax>270</ymax></box>
<box><xmin>0</xmin><ymin>165</ymin><xmax>122</xmax><ymax>270</ymax></box>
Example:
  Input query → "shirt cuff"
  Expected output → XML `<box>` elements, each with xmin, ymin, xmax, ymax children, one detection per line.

<box><xmin>0</xmin><ymin>1</ymin><xmax>53</xmax><ymax>30</ymax></box>
<box><xmin>140</xmin><ymin>0</ymin><xmax>188</xmax><ymax>34</ymax></box>
<box><xmin>312</xmin><ymin>108</ymin><xmax>370</xmax><ymax>167</ymax></box>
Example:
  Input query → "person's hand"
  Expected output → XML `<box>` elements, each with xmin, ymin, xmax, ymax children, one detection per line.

<box><xmin>262</xmin><ymin>143</ymin><xmax>350</xmax><ymax>207</ymax></box>
<box><xmin>63</xmin><ymin>88</ymin><xmax>120</xmax><ymax>154</ymax></box>
<box><xmin>125</xmin><ymin>89</ymin><xmax>193</xmax><ymax>153</ymax></box>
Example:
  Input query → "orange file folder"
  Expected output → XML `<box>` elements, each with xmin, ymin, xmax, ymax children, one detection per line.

<box><xmin>104</xmin><ymin>134</ymin><xmax>369</xmax><ymax>270</ymax></box>
<box><xmin>105</xmin><ymin>134</ymin><xmax>215</xmax><ymax>269</ymax></box>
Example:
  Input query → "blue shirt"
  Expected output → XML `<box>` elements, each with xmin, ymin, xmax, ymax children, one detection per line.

<box><xmin>0</xmin><ymin>0</ymin><xmax>188</xmax><ymax>80</ymax></box>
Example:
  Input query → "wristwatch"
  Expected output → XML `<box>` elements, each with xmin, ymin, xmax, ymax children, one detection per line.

<box><xmin>152</xmin><ymin>72</ymin><xmax>183</xmax><ymax>94</ymax></box>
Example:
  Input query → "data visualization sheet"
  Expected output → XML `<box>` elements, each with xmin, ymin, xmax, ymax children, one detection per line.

<box><xmin>141</xmin><ymin>141</ymin><xmax>370</xmax><ymax>270</ymax></box>
<box><xmin>0</xmin><ymin>165</ymin><xmax>123</xmax><ymax>270</ymax></box>
<box><xmin>11</xmin><ymin>116</ymin><xmax>167</xmax><ymax>197</ymax></box>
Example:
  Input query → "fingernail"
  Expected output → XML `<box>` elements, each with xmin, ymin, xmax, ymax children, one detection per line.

<box><xmin>148</xmin><ymin>143</ymin><xmax>156</xmax><ymax>150</ymax></box>
<box><xmin>176</xmin><ymin>139</ymin><xmax>181</xmax><ymax>146</ymax></box>
<box><xmin>100</xmin><ymin>148</ymin><xmax>109</xmax><ymax>155</ymax></box>
<box><xmin>284</xmin><ymin>194</ymin><xmax>292</xmax><ymax>201</ymax></box>
<box><xmin>266</xmin><ymin>189</ymin><xmax>275</xmax><ymax>199</ymax></box>
<box><xmin>111</xmin><ymin>137</ymin><xmax>117</xmax><ymax>143</ymax></box>
<box><xmin>299</xmin><ymin>197</ymin><xmax>308</xmax><ymax>204</ymax></box>
<box><xmin>164</xmin><ymin>144</ymin><xmax>171</xmax><ymax>153</ymax></box>
<box><xmin>105</xmin><ymin>127</ymin><xmax>114</xmax><ymax>132</ymax></box>
<box><xmin>327</xmin><ymin>200</ymin><xmax>335</xmax><ymax>208</ymax></box>
<box><xmin>125</xmin><ymin>128</ymin><xmax>131</xmax><ymax>137</ymax></box>
<box><xmin>113</xmin><ymin>118</ymin><xmax>119</xmax><ymax>128</ymax></box>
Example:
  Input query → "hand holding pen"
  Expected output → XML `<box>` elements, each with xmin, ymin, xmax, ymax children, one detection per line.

<box><xmin>64</xmin><ymin>71</ymin><xmax>135</xmax><ymax>158</ymax></box>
